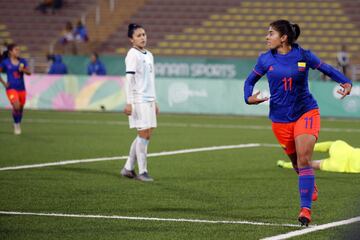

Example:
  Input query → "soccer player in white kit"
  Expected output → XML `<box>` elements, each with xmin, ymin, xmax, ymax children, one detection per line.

<box><xmin>120</xmin><ymin>23</ymin><xmax>159</xmax><ymax>182</ymax></box>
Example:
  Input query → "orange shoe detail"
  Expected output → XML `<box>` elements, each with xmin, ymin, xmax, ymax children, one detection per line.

<box><xmin>312</xmin><ymin>184</ymin><xmax>318</xmax><ymax>202</ymax></box>
<box><xmin>298</xmin><ymin>208</ymin><xmax>311</xmax><ymax>226</ymax></box>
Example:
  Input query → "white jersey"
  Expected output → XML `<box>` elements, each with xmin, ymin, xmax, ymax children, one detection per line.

<box><xmin>125</xmin><ymin>48</ymin><xmax>156</xmax><ymax>103</ymax></box>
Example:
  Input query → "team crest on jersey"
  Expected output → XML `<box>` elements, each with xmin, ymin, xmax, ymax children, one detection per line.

<box><xmin>298</xmin><ymin>62</ymin><xmax>306</xmax><ymax>72</ymax></box>
<box><xmin>268</xmin><ymin>66</ymin><xmax>274</xmax><ymax>71</ymax></box>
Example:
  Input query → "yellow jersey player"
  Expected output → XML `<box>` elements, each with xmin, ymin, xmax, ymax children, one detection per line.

<box><xmin>278</xmin><ymin>140</ymin><xmax>360</xmax><ymax>173</ymax></box>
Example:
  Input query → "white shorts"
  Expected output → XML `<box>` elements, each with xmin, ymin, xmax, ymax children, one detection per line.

<box><xmin>129</xmin><ymin>101</ymin><xmax>157</xmax><ymax>130</ymax></box>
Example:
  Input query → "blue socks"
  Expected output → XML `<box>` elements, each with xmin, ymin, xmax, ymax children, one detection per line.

<box><xmin>12</xmin><ymin>109</ymin><xmax>23</xmax><ymax>124</ymax></box>
<box><xmin>299</xmin><ymin>167</ymin><xmax>315</xmax><ymax>209</ymax></box>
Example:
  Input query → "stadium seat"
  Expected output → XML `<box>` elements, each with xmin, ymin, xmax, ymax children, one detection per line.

<box><xmin>94</xmin><ymin>0</ymin><xmax>360</xmax><ymax>63</ymax></box>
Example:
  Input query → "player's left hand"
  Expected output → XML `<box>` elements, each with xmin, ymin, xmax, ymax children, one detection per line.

<box><xmin>155</xmin><ymin>103</ymin><xmax>159</xmax><ymax>115</ymax></box>
<box><xmin>19</xmin><ymin>63</ymin><xmax>25</xmax><ymax>72</ymax></box>
<box><xmin>123</xmin><ymin>104</ymin><xmax>132</xmax><ymax>116</ymax></box>
<box><xmin>247</xmin><ymin>91</ymin><xmax>269</xmax><ymax>105</ymax></box>
<box><xmin>337</xmin><ymin>83</ymin><xmax>352</xmax><ymax>99</ymax></box>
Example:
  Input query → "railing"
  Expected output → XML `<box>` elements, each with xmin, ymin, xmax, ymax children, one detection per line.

<box><xmin>83</xmin><ymin>0</ymin><xmax>117</xmax><ymax>26</ymax></box>
<box><xmin>48</xmin><ymin>0</ymin><xmax>116</xmax><ymax>55</ymax></box>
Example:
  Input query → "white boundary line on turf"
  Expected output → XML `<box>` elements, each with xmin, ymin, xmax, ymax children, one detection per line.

<box><xmin>1</xmin><ymin>118</ymin><xmax>360</xmax><ymax>133</ymax></box>
<box><xmin>0</xmin><ymin>210</ymin><xmax>301</xmax><ymax>228</ymax></box>
<box><xmin>261</xmin><ymin>216</ymin><xmax>360</xmax><ymax>240</ymax></box>
<box><xmin>0</xmin><ymin>143</ymin><xmax>279</xmax><ymax>171</ymax></box>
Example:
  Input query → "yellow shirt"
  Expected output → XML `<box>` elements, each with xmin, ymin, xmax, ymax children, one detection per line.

<box><xmin>319</xmin><ymin>141</ymin><xmax>360</xmax><ymax>173</ymax></box>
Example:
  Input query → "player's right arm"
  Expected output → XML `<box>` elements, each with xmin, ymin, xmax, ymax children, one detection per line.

<box><xmin>124</xmin><ymin>73</ymin><xmax>134</xmax><ymax>115</ymax></box>
<box><xmin>244</xmin><ymin>55</ymin><xmax>269</xmax><ymax>105</ymax></box>
<box><xmin>0</xmin><ymin>76</ymin><xmax>8</xmax><ymax>88</ymax></box>
<box><xmin>124</xmin><ymin>50</ymin><xmax>136</xmax><ymax>115</ymax></box>
<box><xmin>0</xmin><ymin>63</ymin><xmax>9</xmax><ymax>88</ymax></box>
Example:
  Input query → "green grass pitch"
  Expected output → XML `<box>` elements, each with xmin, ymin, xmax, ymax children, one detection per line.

<box><xmin>0</xmin><ymin>109</ymin><xmax>360</xmax><ymax>239</ymax></box>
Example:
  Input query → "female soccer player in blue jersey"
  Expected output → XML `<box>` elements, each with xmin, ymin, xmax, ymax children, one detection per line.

<box><xmin>0</xmin><ymin>44</ymin><xmax>31</xmax><ymax>135</ymax></box>
<box><xmin>244</xmin><ymin>20</ymin><xmax>352</xmax><ymax>226</ymax></box>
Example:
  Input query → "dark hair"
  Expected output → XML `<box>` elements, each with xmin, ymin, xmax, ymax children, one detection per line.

<box><xmin>65</xmin><ymin>21</ymin><xmax>73</xmax><ymax>31</ymax></box>
<box><xmin>270</xmin><ymin>19</ymin><xmax>300</xmax><ymax>45</ymax></box>
<box><xmin>127</xmin><ymin>23</ymin><xmax>143</xmax><ymax>38</ymax></box>
<box><xmin>77</xmin><ymin>20</ymin><xmax>84</xmax><ymax>27</ymax></box>
<box><xmin>1</xmin><ymin>43</ymin><xmax>17</xmax><ymax>60</ymax></box>
<box><xmin>46</xmin><ymin>53</ymin><xmax>56</xmax><ymax>62</ymax></box>
<box><xmin>92</xmin><ymin>52</ymin><xmax>99</xmax><ymax>59</ymax></box>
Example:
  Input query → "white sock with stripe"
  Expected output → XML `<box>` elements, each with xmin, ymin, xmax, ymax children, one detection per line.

<box><xmin>124</xmin><ymin>137</ymin><xmax>137</xmax><ymax>170</ymax></box>
<box><xmin>136</xmin><ymin>136</ymin><xmax>149</xmax><ymax>174</ymax></box>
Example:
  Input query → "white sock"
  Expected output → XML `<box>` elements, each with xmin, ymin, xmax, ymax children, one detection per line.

<box><xmin>124</xmin><ymin>138</ymin><xmax>137</xmax><ymax>170</ymax></box>
<box><xmin>136</xmin><ymin>136</ymin><xmax>149</xmax><ymax>174</ymax></box>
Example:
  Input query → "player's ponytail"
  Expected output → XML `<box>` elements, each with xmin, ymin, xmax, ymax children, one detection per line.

<box><xmin>270</xmin><ymin>20</ymin><xmax>301</xmax><ymax>45</ymax></box>
<box><xmin>0</xmin><ymin>50</ymin><xmax>7</xmax><ymax>62</ymax></box>
<box><xmin>1</xmin><ymin>43</ymin><xmax>16</xmax><ymax>60</ymax></box>
<box><xmin>127</xmin><ymin>23</ymin><xmax>143</xmax><ymax>38</ymax></box>
<box><xmin>292</xmin><ymin>23</ymin><xmax>301</xmax><ymax>41</ymax></box>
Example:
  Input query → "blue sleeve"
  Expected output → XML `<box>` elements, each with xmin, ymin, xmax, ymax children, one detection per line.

<box><xmin>0</xmin><ymin>60</ymin><xmax>5</xmax><ymax>72</ymax></box>
<box><xmin>63</xmin><ymin>64</ymin><xmax>68</xmax><ymax>74</ymax></box>
<box><xmin>244</xmin><ymin>56</ymin><xmax>265</xmax><ymax>104</ymax></box>
<box><xmin>100</xmin><ymin>63</ymin><xmax>106</xmax><ymax>75</ymax></box>
<box><xmin>21</xmin><ymin>58</ymin><xmax>28</xmax><ymax>68</ymax></box>
<box><xmin>317</xmin><ymin>63</ymin><xmax>352</xmax><ymax>85</ymax></box>
<box><xmin>306</xmin><ymin>50</ymin><xmax>352</xmax><ymax>85</ymax></box>
<box><xmin>48</xmin><ymin>65</ymin><xmax>55</xmax><ymax>74</ymax></box>
<box><xmin>87</xmin><ymin>64</ymin><xmax>92</xmax><ymax>75</ymax></box>
<box><xmin>253</xmin><ymin>54</ymin><xmax>267</xmax><ymax>76</ymax></box>
<box><xmin>244</xmin><ymin>71</ymin><xmax>262</xmax><ymax>104</ymax></box>
<box><xmin>304</xmin><ymin>50</ymin><xmax>322</xmax><ymax>69</ymax></box>
<box><xmin>82</xmin><ymin>28</ymin><xmax>88</xmax><ymax>38</ymax></box>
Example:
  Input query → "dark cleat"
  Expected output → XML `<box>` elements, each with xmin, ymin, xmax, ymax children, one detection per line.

<box><xmin>298</xmin><ymin>216</ymin><xmax>310</xmax><ymax>227</ymax></box>
<box><xmin>120</xmin><ymin>168</ymin><xmax>137</xmax><ymax>179</ymax></box>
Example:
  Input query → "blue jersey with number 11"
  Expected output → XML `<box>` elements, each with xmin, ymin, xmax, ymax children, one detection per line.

<box><xmin>0</xmin><ymin>57</ymin><xmax>28</xmax><ymax>91</ymax></box>
<box><xmin>244</xmin><ymin>44</ymin><xmax>352</xmax><ymax>123</ymax></box>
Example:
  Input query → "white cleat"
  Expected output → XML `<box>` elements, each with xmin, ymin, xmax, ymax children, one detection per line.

<box><xmin>14</xmin><ymin>123</ymin><xmax>21</xmax><ymax>135</ymax></box>
<box><xmin>136</xmin><ymin>172</ymin><xmax>154</xmax><ymax>182</ymax></box>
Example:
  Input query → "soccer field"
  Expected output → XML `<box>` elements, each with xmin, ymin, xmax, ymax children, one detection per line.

<box><xmin>0</xmin><ymin>109</ymin><xmax>360</xmax><ymax>240</ymax></box>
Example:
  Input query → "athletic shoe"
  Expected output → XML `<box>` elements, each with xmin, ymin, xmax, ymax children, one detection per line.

<box><xmin>14</xmin><ymin>123</ymin><xmax>21</xmax><ymax>135</ymax></box>
<box><xmin>298</xmin><ymin>208</ymin><xmax>311</xmax><ymax>226</ymax></box>
<box><xmin>312</xmin><ymin>184</ymin><xmax>318</xmax><ymax>202</ymax></box>
<box><xmin>120</xmin><ymin>168</ymin><xmax>137</xmax><ymax>179</ymax></box>
<box><xmin>137</xmin><ymin>172</ymin><xmax>154</xmax><ymax>182</ymax></box>
<box><xmin>277</xmin><ymin>160</ymin><xmax>285</xmax><ymax>168</ymax></box>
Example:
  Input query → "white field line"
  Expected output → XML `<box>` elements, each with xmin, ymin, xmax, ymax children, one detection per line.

<box><xmin>1</xmin><ymin>118</ymin><xmax>359</xmax><ymax>133</ymax></box>
<box><xmin>261</xmin><ymin>216</ymin><xmax>360</xmax><ymax>240</ymax></box>
<box><xmin>0</xmin><ymin>210</ymin><xmax>301</xmax><ymax>228</ymax></box>
<box><xmin>0</xmin><ymin>143</ymin><xmax>277</xmax><ymax>171</ymax></box>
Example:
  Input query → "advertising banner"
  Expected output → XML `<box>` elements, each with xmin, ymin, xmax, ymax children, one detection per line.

<box><xmin>0</xmin><ymin>75</ymin><xmax>358</xmax><ymax>118</ymax></box>
<box><xmin>63</xmin><ymin>55</ymin><xmax>321</xmax><ymax>81</ymax></box>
